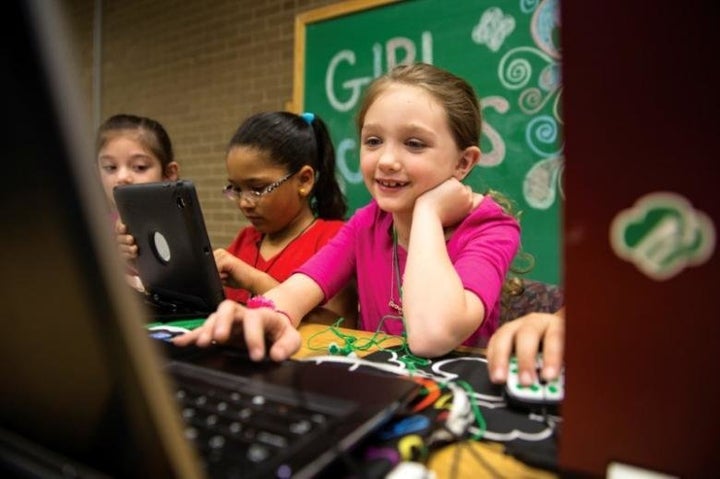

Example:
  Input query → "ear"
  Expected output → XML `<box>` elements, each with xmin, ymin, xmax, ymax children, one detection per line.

<box><xmin>454</xmin><ymin>146</ymin><xmax>480</xmax><ymax>181</ymax></box>
<box><xmin>164</xmin><ymin>161</ymin><xmax>180</xmax><ymax>181</ymax></box>
<box><xmin>296</xmin><ymin>165</ymin><xmax>316</xmax><ymax>196</ymax></box>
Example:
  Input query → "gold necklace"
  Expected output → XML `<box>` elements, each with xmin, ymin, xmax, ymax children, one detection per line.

<box><xmin>388</xmin><ymin>227</ymin><xmax>403</xmax><ymax>315</ymax></box>
<box><xmin>254</xmin><ymin>217</ymin><xmax>316</xmax><ymax>274</ymax></box>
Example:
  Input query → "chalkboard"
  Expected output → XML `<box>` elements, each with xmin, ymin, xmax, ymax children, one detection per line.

<box><xmin>293</xmin><ymin>0</ymin><xmax>563</xmax><ymax>284</ymax></box>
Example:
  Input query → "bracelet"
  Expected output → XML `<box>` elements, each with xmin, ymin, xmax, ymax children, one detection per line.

<box><xmin>246</xmin><ymin>296</ymin><xmax>292</xmax><ymax>324</ymax></box>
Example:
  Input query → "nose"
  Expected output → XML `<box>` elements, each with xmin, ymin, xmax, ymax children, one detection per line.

<box><xmin>116</xmin><ymin>166</ymin><xmax>133</xmax><ymax>184</ymax></box>
<box><xmin>238</xmin><ymin>194</ymin><xmax>256</xmax><ymax>209</ymax></box>
<box><xmin>377</xmin><ymin>145</ymin><xmax>400</xmax><ymax>172</ymax></box>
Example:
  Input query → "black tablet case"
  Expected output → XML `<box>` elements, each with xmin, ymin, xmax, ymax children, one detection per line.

<box><xmin>114</xmin><ymin>180</ymin><xmax>225</xmax><ymax>318</ymax></box>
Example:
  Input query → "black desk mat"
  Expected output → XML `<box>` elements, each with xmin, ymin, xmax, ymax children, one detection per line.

<box><xmin>303</xmin><ymin>347</ymin><xmax>560</xmax><ymax>477</ymax></box>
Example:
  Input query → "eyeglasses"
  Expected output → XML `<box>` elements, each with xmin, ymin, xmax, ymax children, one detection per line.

<box><xmin>222</xmin><ymin>171</ymin><xmax>296</xmax><ymax>203</ymax></box>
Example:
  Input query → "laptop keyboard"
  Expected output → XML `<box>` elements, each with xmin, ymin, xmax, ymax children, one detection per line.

<box><xmin>167</xmin><ymin>361</ymin><xmax>357</xmax><ymax>479</ymax></box>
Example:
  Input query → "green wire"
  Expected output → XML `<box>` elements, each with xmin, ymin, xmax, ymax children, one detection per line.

<box><xmin>456</xmin><ymin>379</ymin><xmax>487</xmax><ymax>440</ymax></box>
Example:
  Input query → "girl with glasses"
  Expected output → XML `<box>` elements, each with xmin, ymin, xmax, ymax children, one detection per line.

<box><xmin>215</xmin><ymin>111</ymin><xmax>356</xmax><ymax>323</ymax></box>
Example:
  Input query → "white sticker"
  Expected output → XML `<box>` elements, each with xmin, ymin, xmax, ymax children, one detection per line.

<box><xmin>610</xmin><ymin>192</ymin><xmax>715</xmax><ymax>280</ymax></box>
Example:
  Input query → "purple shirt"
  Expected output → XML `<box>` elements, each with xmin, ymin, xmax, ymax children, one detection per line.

<box><xmin>297</xmin><ymin>197</ymin><xmax>520</xmax><ymax>346</ymax></box>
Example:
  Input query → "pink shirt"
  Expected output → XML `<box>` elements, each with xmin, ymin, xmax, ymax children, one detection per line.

<box><xmin>297</xmin><ymin>197</ymin><xmax>520</xmax><ymax>346</ymax></box>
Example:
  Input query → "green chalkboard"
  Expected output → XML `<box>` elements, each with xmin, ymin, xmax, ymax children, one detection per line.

<box><xmin>293</xmin><ymin>0</ymin><xmax>563</xmax><ymax>284</ymax></box>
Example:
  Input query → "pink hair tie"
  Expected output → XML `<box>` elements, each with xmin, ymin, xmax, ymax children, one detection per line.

<box><xmin>246</xmin><ymin>296</ymin><xmax>292</xmax><ymax>325</ymax></box>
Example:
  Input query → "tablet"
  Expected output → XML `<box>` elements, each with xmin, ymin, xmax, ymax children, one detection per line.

<box><xmin>114</xmin><ymin>180</ymin><xmax>225</xmax><ymax>320</ymax></box>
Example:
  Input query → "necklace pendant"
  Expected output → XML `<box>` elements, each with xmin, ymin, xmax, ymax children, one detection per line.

<box><xmin>388</xmin><ymin>299</ymin><xmax>403</xmax><ymax>315</ymax></box>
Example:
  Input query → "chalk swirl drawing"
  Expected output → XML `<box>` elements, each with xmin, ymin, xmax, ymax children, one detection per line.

<box><xmin>531</xmin><ymin>0</ymin><xmax>561</xmax><ymax>59</ymax></box>
<box><xmin>526</xmin><ymin>114</ymin><xmax>562</xmax><ymax>157</ymax></box>
<box><xmin>523</xmin><ymin>112</ymin><xmax>564</xmax><ymax>211</ymax></box>
<box><xmin>498</xmin><ymin>46</ymin><xmax>559</xmax><ymax>115</ymax></box>
<box><xmin>520</xmin><ymin>0</ymin><xmax>540</xmax><ymax>14</ymax></box>
<box><xmin>467</xmin><ymin>0</ymin><xmax>563</xmax><ymax>210</ymax></box>
<box><xmin>485</xmin><ymin>0</ymin><xmax>563</xmax><ymax>210</ymax></box>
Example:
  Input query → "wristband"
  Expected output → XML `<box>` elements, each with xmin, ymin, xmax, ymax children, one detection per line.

<box><xmin>246</xmin><ymin>296</ymin><xmax>292</xmax><ymax>324</ymax></box>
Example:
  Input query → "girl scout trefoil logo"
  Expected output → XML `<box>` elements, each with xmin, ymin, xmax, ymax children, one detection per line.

<box><xmin>610</xmin><ymin>192</ymin><xmax>716</xmax><ymax>281</ymax></box>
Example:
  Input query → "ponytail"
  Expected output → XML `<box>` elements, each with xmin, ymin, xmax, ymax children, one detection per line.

<box><xmin>305</xmin><ymin>115</ymin><xmax>347</xmax><ymax>220</ymax></box>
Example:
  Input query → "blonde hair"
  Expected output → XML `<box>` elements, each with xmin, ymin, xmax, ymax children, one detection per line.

<box><xmin>357</xmin><ymin>63</ymin><xmax>536</xmax><ymax>292</ymax></box>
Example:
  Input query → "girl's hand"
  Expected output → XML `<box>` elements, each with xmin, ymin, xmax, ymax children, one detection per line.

<box><xmin>415</xmin><ymin>177</ymin><xmax>475</xmax><ymax>227</ymax></box>
<box><xmin>213</xmin><ymin>248</ymin><xmax>250</xmax><ymax>289</ymax></box>
<box><xmin>125</xmin><ymin>274</ymin><xmax>145</xmax><ymax>292</ymax></box>
<box><xmin>173</xmin><ymin>299</ymin><xmax>301</xmax><ymax>361</ymax></box>
<box><xmin>486</xmin><ymin>311</ymin><xmax>565</xmax><ymax>385</ymax></box>
<box><xmin>115</xmin><ymin>219</ymin><xmax>138</xmax><ymax>260</ymax></box>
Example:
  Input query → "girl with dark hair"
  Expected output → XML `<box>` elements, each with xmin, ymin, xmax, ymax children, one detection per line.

<box><xmin>96</xmin><ymin>113</ymin><xmax>179</xmax><ymax>285</ymax></box>
<box><xmin>215</xmin><ymin>111</ymin><xmax>356</xmax><ymax>322</ymax></box>
<box><xmin>96</xmin><ymin>113</ymin><xmax>178</xmax><ymax>212</ymax></box>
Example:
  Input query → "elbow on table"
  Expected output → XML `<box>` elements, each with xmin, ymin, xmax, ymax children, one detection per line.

<box><xmin>404</xmin><ymin>310</ymin><xmax>482</xmax><ymax>358</ymax></box>
<box><xmin>405</xmin><ymin>330</ymin><xmax>457</xmax><ymax>358</ymax></box>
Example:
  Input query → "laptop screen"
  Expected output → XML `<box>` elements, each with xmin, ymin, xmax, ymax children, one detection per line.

<box><xmin>560</xmin><ymin>1</ymin><xmax>719</xmax><ymax>476</ymax></box>
<box><xmin>0</xmin><ymin>1</ymin><xmax>202</xmax><ymax>476</ymax></box>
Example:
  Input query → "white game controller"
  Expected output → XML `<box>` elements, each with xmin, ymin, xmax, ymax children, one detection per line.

<box><xmin>504</xmin><ymin>356</ymin><xmax>564</xmax><ymax>409</ymax></box>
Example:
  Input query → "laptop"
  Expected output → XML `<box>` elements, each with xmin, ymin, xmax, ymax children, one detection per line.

<box><xmin>113</xmin><ymin>180</ymin><xmax>226</xmax><ymax>321</ymax></box>
<box><xmin>0</xmin><ymin>2</ymin><xmax>419</xmax><ymax>478</ymax></box>
<box><xmin>560</xmin><ymin>0</ymin><xmax>720</xmax><ymax>476</ymax></box>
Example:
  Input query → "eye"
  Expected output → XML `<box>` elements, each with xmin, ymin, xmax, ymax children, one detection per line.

<box><xmin>406</xmin><ymin>138</ymin><xmax>426</xmax><ymax>150</ymax></box>
<box><xmin>362</xmin><ymin>136</ymin><xmax>382</xmax><ymax>147</ymax></box>
<box><xmin>249</xmin><ymin>185</ymin><xmax>267</xmax><ymax>196</ymax></box>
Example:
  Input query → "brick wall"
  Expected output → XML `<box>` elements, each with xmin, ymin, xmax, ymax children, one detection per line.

<box><xmin>64</xmin><ymin>0</ymin><xmax>340</xmax><ymax>248</ymax></box>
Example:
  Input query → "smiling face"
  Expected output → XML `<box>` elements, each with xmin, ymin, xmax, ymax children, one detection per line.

<box><xmin>359</xmin><ymin>83</ymin><xmax>465</xmax><ymax>215</ymax></box>
<box><xmin>97</xmin><ymin>133</ymin><xmax>178</xmax><ymax>208</ymax></box>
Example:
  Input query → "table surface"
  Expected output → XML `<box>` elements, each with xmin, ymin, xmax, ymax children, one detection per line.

<box><xmin>293</xmin><ymin>323</ymin><xmax>558</xmax><ymax>479</ymax></box>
